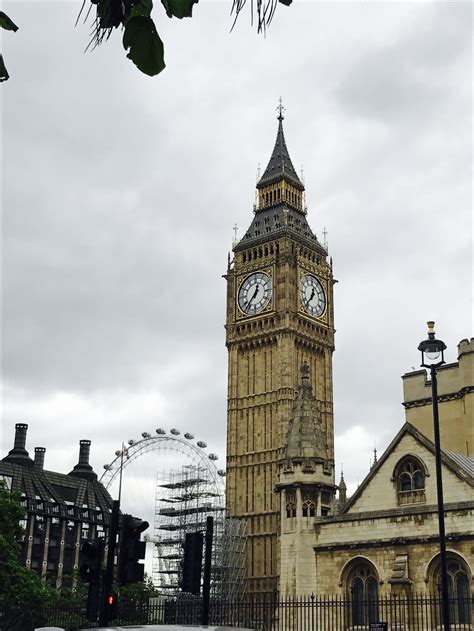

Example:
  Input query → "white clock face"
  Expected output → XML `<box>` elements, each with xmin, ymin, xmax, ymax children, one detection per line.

<box><xmin>300</xmin><ymin>274</ymin><xmax>326</xmax><ymax>318</ymax></box>
<box><xmin>238</xmin><ymin>272</ymin><xmax>272</xmax><ymax>315</ymax></box>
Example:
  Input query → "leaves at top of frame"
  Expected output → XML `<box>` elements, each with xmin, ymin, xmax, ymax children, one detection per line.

<box><xmin>123</xmin><ymin>15</ymin><xmax>165</xmax><ymax>76</ymax></box>
<box><xmin>0</xmin><ymin>11</ymin><xmax>19</xmax><ymax>32</ymax></box>
<box><xmin>161</xmin><ymin>0</ymin><xmax>198</xmax><ymax>19</ymax></box>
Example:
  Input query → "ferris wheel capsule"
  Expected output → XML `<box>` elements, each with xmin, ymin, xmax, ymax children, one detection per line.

<box><xmin>115</xmin><ymin>450</ymin><xmax>121</xmax><ymax>456</ymax></box>
<box><xmin>103</xmin><ymin>464</ymin><xmax>112</xmax><ymax>470</ymax></box>
<box><xmin>218</xmin><ymin>469</ymin><xmax>226</xmax><ymax>476</ymax></box>
<box><xmin>156</xmin><ymin>428</ymin><xmax>166</xmax><ymax>435</ymax></box>
<box><xmin>209</xmin><ymin>453</ymin><xmax>218</xmax><ymax>461</ymax></box>
<box><xmin>170</xmin><ymin>428</ymin><xmax>180</xmax><ymax>435</ymax></box>
<box><xmin>184</xmin><ymin>433</ymin><xmax>194</xmax><ymax>439</ymax></box>
<box><xmin>142</xmin><ymin>432</ymin><xmax>151</xmax><ymax>438</ymax></box>
<box><xmin>128</xmin><ymin>439</ymin><xmax>135</xmax><ymax>445</ymax></box>
<box><xmin>197</xmin><ymin>441</ymin><xmax>207</xmax><ymax>448</ymax></box>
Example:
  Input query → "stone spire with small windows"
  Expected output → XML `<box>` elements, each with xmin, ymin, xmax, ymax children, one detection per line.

<box><xmin>283</xmin><ymin>361</ymin><xmax>327</xmax><ymax>466</ymax></box>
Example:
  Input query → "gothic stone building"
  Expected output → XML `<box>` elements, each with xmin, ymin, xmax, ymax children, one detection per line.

<box><xmin>0</xmin><ymin>423</ymin><xmax>113</xmax><ymax>588</ymax></box>
<box><xmin>225</xmin><ymin>113</ymin><xmax>473</xmax><ymax>612</ymax></box>
<box><xmin>225</xmin><ymin>110</ymin><xmax>336</xmax><ymax>595</ymax></box>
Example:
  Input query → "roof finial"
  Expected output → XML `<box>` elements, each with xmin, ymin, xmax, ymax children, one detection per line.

<box><xmin>232</xmin><ymin>223</ymin><xmax>238</xmax><ymax>247</ymax></box>
<box><xmin>277</xmin><ymin>97</ymin><xmax>285</xmax><ymax>121</ymax></box>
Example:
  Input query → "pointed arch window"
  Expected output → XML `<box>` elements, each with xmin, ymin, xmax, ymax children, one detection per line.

<box><xmin>345</xmin><ymin>560</ymin><xmax>379</xmax><ymax>626</ymax></box>
<box><xmin>430</xmin><ymin>554</ymin><xmax>471</xmax><ymax>625</ymax></box>
<box><xmin>394</xmin><ymin>456</ymin><xmax>426</xmax><ymax>505</ymax></box>
<box><xmin>302</xmin><ymin>498</ymin><xmax>315</xmax><ymax>518</ymax></box>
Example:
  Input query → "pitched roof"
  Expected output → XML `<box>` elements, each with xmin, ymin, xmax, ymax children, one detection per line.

<box><xmin>445</xmin><ymin>451</ymin><xmax>474</xmax><ymax>477</ymax></box>
<box><xmin>257</xmin><ymin>114</ymin><xmax>304</xmax><ymax>191</ymax></box>
<box><xmin>342</xmin><ymin>422</ymin><xmax>474</xmax><ymax>513</ymax></box>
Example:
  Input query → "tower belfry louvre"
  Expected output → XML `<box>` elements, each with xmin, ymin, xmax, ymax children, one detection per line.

<box><xmin>225</xmin><ymin>109</ymin><xmax>336</xmax><ymax>595</ymax></box>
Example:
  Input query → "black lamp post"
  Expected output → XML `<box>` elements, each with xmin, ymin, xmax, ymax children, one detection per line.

<box><xmin>418</xmin><ymin>321</ymin><xmax>450</xmax><ymax>631</ymax></box>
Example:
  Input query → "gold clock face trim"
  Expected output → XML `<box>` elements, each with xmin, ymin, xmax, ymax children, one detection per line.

<box><xmin>238</xmin><ymin>271</ymin><xmax>273</xmax><ymax>316</ymax></box>
<box><xmin>300</xmin><ymin>274</ymin><xmax>326</xmax><ymax>318</ymax></box>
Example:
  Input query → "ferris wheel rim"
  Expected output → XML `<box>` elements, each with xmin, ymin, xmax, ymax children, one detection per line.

<box><xmin>99</xmin><ymin>432</ymin><xmax>225</xmax><ymax>494</ymax></box>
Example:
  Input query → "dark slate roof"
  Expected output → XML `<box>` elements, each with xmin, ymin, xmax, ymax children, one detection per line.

<box><xmin>257</xmin><ymin>115</ymin><xmax>304</xmax><ymax>191</ymax></box>
<box><xmin>235</xmin><ymin>203</ymin><xmax>326</xmax><ymax>253</ymax></box>
<box><xmin>0</xmin><ymin>459</ymin><xmax>114</xmax><ymax>523</ymax></box>
<box><xmin>445</xmin><ymin>451</ymin><xmax>474</xmax><ymax>477</ymax></box>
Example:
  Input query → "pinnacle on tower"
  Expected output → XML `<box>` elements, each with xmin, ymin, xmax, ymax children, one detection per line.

<box><xmin>257</xmin><ymin>101</ymin><xmax>304</xmax><ymax>192</ymax></box>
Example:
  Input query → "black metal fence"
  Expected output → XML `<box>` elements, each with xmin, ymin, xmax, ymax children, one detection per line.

<box><xmin>1</xmin><ymin>594</ymin><xmax>472</xmax><ymax>631</ymax></box>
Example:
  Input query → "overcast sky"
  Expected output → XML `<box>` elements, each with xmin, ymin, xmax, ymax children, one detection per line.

<box><xmin>2</xmin><ymin>0</ymin><xmax>472</xmax><ymax>502</ymax></box>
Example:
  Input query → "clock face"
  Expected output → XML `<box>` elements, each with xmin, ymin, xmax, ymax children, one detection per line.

<box><xmin>300</xmin><ymin>274</ymin><xmax>326</xmax><ymax>318</ymax></box>
<box><xmin>238</xmin><ymin>272</ymin><xmax>273</xmax><ymax>315</ymax></box>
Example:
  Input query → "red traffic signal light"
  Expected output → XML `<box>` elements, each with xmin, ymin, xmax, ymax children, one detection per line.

<box><xmin>104</xmin><ymin>592</ymin><xmax>118</xmax><ymax>620</ymax></box>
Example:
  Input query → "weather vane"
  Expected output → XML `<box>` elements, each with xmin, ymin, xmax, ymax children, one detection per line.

<box><xmin>277</xmin><ymin>97</ymin><xmax>286</xmax><ymax>121</ymax></box>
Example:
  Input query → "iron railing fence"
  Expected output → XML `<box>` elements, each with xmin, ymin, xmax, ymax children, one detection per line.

<box><xmin>0</xmin><ymin>594</ymin><xmax>472</xmax><ymax>631</ymax></box>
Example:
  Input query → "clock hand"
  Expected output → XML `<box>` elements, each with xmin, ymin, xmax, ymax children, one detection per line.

<box><xmin>309</xmin><ymin>288</ymin><xmax>315</xmax><ymax>302</ymax></box>
<box><xmin>249</xmin><ymin>285</ymin><xmax>260</xmax><ymax>305</ymax></box>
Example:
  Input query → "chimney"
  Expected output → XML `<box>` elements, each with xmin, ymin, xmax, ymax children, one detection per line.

<box><xmin>34</xmin><ymin>447</ymin><xmax>46</xmax><ymax>470</ymax></box>
<box><xmin>2</xmin><ymin>423</ymin><xmax>34</xmax><ymax>466</ymax></box>
<box><xmin>68</xmin><ymin>439</ymin><xmax>97</xmax><ymax>480</ymax></box>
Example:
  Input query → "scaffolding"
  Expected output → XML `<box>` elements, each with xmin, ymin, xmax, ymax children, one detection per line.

<box><xmin>151</xmin><ymin>465</ymin><xmax>246</xmax><ymax>599</ymax></box>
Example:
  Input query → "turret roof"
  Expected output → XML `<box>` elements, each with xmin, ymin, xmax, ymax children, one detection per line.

<box><xmin>283</xmin><ymin>362</ymin><xmax>326</xmax><ymax>462</ymax></box>
<box><xmin>257</xmin><ymin>113</ymin><xmax>304</xmax><ymax>191</ymax></box>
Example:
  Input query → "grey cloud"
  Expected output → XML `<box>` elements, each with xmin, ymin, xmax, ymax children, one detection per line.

<box><xmin>2</xmin><ymin>1</ymin><xmax>471</xmax><ymax>491</ymax></box>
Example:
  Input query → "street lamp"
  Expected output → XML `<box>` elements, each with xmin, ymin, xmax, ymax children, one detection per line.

<box><xmin>418</xmin><ymin>321</ymin><xmax>450</xmax><ymax>631</ymax></box>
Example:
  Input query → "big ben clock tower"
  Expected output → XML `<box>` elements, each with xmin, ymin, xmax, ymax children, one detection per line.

<box><xmin>225</xmin><ymin>107</ymin><xmax>335</xmax><ymax>596</ymax></box>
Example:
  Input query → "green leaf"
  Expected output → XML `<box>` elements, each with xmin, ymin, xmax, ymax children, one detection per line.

<box><xmin>122</xmin><ymin>16</ymin><xmax>165</xmax><ymax>77</ymax></box>
<box><xmin>0</xmin><ymin>11</ymin><xmax>19</xmax><ymax>32</ymax></box>
<box><xmin>0</xmin><ymin>54</ymin><xmax>9</xmax><ymax>82</ymax></box>
<box><xmin>126</xmin><ymin>0</ymin><xmax>153</xmax><ymax>21</ymax></box>
<box><xmin>161</xmin><ymin>0</ymin><xmax>198</xmax><ymax>19</ymax></box>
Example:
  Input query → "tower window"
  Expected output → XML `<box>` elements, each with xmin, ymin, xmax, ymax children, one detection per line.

<box><xmin>285</xmin><ymin>490</ymin><xmax>296</xmax><ymax>518</ymax></box>
<box><xmin>302</xmin><ymin>499</ymin><xmax>315</xmax><ymax>518</ymax></box>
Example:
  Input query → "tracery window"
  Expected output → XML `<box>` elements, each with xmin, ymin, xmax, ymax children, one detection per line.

<box><xmin>395</xmin><ymin>456</ymin><xmax>426</xmax><ymax>505</ymax></box>
<box><xmin>346</xmin><ymin>560</ymin><xmax>379</xmax><ymax>626</ymax></box>
<box><xmin>285</xmin><ymin>490</ymin><xmax>296</xmax><ymax>518</ymax></box>
<box><xmin>432</xmin><ymin>555</ymin><xmax>471</xmax><ymax>625</ymax></box>
<box><xmin>302</xmin><ymin>492</ymin><xmax>315</xmax><ymax>517</ymax></box>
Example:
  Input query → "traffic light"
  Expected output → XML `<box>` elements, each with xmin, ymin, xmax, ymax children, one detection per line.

<box><xmin>103</xmin><ymin>592</ymin><xmax>118</xmax><ymax>621</ymax></box>
<box><xmin>180</xmin><ymin>531</ymin><xmax>203</xmax><ymax>595</ymax></box>
<box><xmin>118</xmin><ymin>514</ymin><xmax>149</xmax><ymax>585</ymax></box>
<box><xmin>79</xmin><ymin>540</ymin><xmax>103</xmax><ymax>584</ymax></box>
<box><xmin>79</xmin><ymin>541</ymin><xmax>103</xmax><ymax>622</ymax></box>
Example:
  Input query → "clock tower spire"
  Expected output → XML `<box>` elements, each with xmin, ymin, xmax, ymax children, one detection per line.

<box><xmin>225</xmin><ymin>108</ymin><xmax>335</xmax><ymax>596</ymax></box>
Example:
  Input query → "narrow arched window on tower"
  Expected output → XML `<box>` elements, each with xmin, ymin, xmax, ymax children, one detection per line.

<box><xmin>285</xmin><ymin>490</ymin><xmax>296</xmax><ymax>518</ymax></box>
